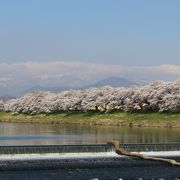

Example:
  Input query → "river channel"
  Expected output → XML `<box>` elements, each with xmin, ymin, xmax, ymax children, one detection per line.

<box><xmin>0</xmin><ymin>123</ymin><xmax>180</xmax><ymax>179</ymax></box>
<box><xmin>0</xmin><ymin>122</ymin><xmax>180</xmax><ymax>145</ymax></box>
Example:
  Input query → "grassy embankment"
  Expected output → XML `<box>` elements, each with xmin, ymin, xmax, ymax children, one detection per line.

<box><xmin>0</xmin><ymin>111</ymin><xmax>180</xmax><ymax>128</ymax></box>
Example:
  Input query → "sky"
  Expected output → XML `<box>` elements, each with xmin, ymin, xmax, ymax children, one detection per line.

<box><xmin>0</xmin><ymin>0</ymin><xmax>180</xmax><ymax>66</ymax></box>
<box><xmin>0</xmin><ymin>0</ymin><xmax>180</xmax><ymax>95</ymax></box>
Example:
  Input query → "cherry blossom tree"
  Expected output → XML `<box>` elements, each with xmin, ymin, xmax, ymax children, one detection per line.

<box><xmin>2</xmin><ymin>80</ymin><xmax>180</xmax><ymax>114</ymax></box>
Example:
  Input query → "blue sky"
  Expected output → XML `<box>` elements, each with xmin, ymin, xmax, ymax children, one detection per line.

<box><xmin>0</xmin><ymin>0</ymin><xmax>180</xmax><ymax>65</ymax></box>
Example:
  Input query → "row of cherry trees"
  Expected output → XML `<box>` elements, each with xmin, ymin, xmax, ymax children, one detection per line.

<box><xmin>1</xmin><ymin>80</ymin><xmax>180</xmax><ymax>114</ymax></box>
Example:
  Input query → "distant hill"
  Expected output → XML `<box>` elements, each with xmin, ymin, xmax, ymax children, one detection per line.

<box><xmin>23</xmin><ymin>85</ymin><xmax>78</xmax><ymax>94</ymax></box>
<box><xmin>22</xmin><ymin>77</ymin><xmax>137</xmax><ymax>94</ymax></box>
<box><xmin>91</xmin><ymin>77</ymin><xmax>137</xmax><ymax>88</ymax></box>
<box><xmin>0</xmin><ymin>95</ymin><xmax>15</xmax><ymax>101</ymax></box>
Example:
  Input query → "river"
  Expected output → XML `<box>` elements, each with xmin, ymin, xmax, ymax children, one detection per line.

<box><xmin>0</xmin><ymin>123</ymin><xmax>180</xmax><ymax>179</ymax></box>
<box><xmin>0</xmin><ymin>122</ymin><xmax>180</xmax><ymax>145</ymax></box>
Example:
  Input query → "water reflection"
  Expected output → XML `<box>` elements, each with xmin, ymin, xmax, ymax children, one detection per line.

<box><xmin>0</xmin><ymin>123</ymin><xmax>179</xmax><ymax>145</ymax></box>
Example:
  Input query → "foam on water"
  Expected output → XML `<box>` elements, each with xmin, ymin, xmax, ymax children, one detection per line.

<box><xmin>0</xmin><ymin>151</ymin><xmax>121</xmax><ymax>160</ymax></box>
<box><xmin>1</xmin><ymin>151</ymin><xmax>180</xmax><ymax>161</ymax></box>
<box><xmin>137</xmin><ymin>151</ymin><xmax>180</xmax><ymax>157</ymax></box>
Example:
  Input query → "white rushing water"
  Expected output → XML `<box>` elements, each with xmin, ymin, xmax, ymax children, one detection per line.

<box><xmin>137</xmin><ymin>151</ymin><xmax>180</xmax><ymax>157</ymax></box>
<box><xmin>0</xmin><ymin>151</ymin><xmax>180</xmax><ymax>160</ymax></box>
<box><xmin>0</xmin><ymin>152</ymin><xmax>121</xmax><ymax>160</ymax></box>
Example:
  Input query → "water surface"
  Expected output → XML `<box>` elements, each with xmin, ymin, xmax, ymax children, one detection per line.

<box><xmin>0</xmin><ymin>123</ymin><xmax>180</xmax><ymax>145</ymax></box>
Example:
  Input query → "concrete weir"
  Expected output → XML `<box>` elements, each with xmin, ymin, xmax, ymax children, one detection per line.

<box><xmin>0</xmin><ymin>143</ymin><xmax>180</xmax><ymax>170</ymax></box>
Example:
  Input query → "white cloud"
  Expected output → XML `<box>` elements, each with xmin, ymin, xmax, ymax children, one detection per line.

<box><xmin>0</xmin><ymin>61</ymin><xmax>180</xmax><ymax>95</ymax></box>
<box><xmin>0</xmin><ymin>76</ymin><xmax>11</xmax><ymax>82</ymax></box>
<box><xmin>149</xmin><ymin>64</ymin><xmax>180</xmax><ymax>75</ymax></box>
<box><xmin>20</xmin><ymin>61</ymin><xmax>123</xmax><ymax>77</ymax></box>
<box><xmin>1</xmin><ymin>61</ymin><xmax>180</xmax><ymax>79</ymax></box>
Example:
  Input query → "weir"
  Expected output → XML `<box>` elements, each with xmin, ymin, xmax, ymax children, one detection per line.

<box><xmin>122</xmin><ymin>142</ymin><xmax>180</xmax><ymax>152</ymax></box>
<box><xmin>0</xmin><ymin>143</ymin><xmax>180</xmax><ymax>155</ymax></box>
<box><xmin>0</xmin><ymin>144</ymin><xmax>114</xmax><ymax>155</ymax></box>
<box><xmin>0</xmin><ymin>143</ymin><xmax>180</xmax><ymax>171</ymax></box>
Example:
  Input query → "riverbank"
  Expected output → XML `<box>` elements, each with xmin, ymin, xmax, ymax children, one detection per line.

<box><xmin>0</xmin><ymin>111</ymin><xmax>180</xmax><ymax>128</ymax></box>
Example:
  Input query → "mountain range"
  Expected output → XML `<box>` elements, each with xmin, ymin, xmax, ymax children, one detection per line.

<box><xmin>11</xmin><ymin>76</ymin><xmax>138</xmax><ymax>96</ymax></box>
<box><xmin>91</xmin><ymin>76</ymin><xmax>137</xmax><ymax>88</ymax></box>
<box><xmin>23</xmin><ymin>77</ymin><xmax>137</xmax><ymax>94</ymax></box>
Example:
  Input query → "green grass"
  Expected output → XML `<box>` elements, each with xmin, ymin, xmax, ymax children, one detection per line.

<box><xmin>0</xmin><ymin>111</ymin><xmax>180</xmax><ymax>128</ymax></box>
